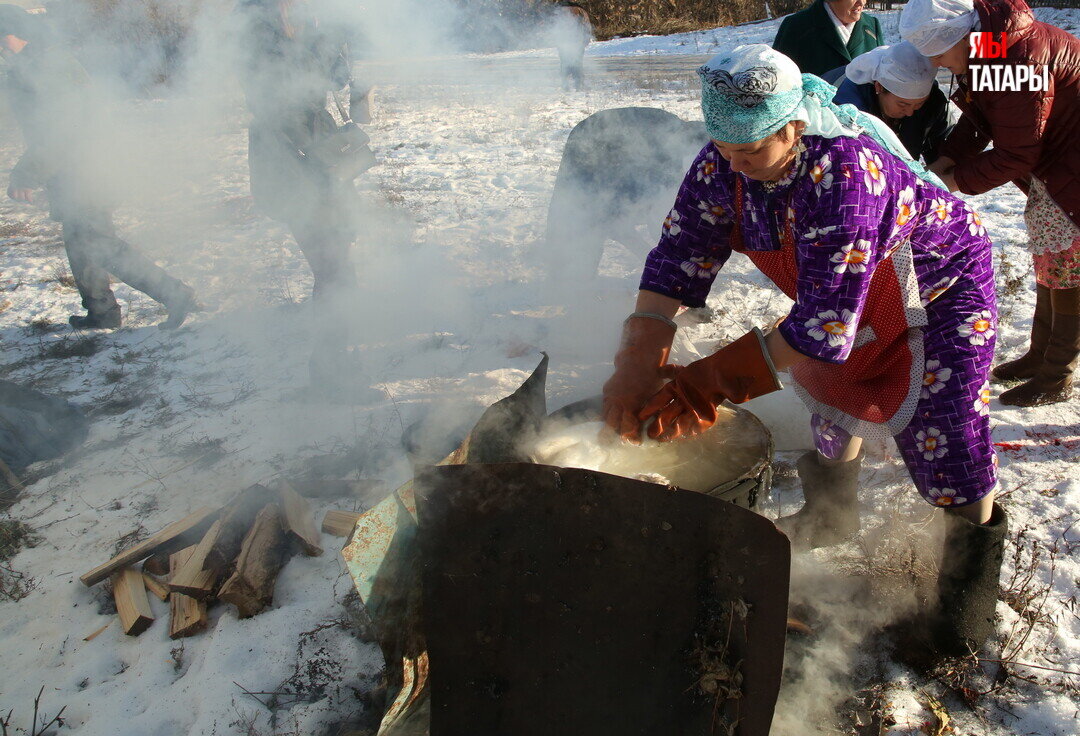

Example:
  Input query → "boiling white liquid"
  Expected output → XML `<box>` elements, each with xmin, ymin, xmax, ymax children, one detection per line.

<box><xmin>528</xmin><ymin>410</ymin><xmax>767</xmax><ymax>493</ymax></box>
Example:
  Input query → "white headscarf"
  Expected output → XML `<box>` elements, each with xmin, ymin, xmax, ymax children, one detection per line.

<box><xmin>899</xmin><ymin>0</ymin><xmax>979</xmax><ymax>57</ymax></box>
<box><xmin>846</xmin><ymin>42</ymin><xmax>937</xmax><ymax>99</ymax></box>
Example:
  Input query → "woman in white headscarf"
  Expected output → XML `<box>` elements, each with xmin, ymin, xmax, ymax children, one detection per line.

<box><xmin>832</xmin><ymin>42</ymin><xmax>953</xmax><ymax>163</ymax></box>
<box><xmin>601</xmin><ymin>44</ymin><xmax>1006</xmax><ymax>660</ymax></box>
<box><xmin>901</xmin><ymin>0</ymin><xmax>1080</xmax><ymax>408</ymax></box>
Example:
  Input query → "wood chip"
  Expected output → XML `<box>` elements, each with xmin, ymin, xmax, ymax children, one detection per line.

<box><xmin>81</xmin><ymin>507</ymin><xmax>220</xmax><ymax>587</ymax></box>
<box><xmin>111</xmin><ymin>568</ymin><xmax>154</xmax><ymax>636</ymax></box>
<box><xmin>83</xmin><ymin>621</ymin><xmax>111</xmax><ymax>642</ymax></box>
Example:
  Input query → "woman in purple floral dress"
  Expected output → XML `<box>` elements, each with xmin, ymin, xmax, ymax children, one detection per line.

<box><xmin>601</xmin><ymin>45</ymin><xmax>1006</xmax><ymax>658</ymax></box>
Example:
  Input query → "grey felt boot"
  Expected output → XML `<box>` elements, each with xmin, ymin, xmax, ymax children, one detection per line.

<box><xmin>932</xmin><ymin>503</ymin><xmax>1009</xmax><ymax>657</ymax></box>
<box><xmin>775</xmin><ymin>449</ymin><xmax>862</xmax><ymax>550</ymax></box>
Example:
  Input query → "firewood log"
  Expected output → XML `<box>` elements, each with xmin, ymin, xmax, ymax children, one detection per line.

<box><xmin>202</xmin><ymin>484</ymin><xmax>273</xmax><ymax>572</ymax></box>
<box><xmin>168</xmin><ymin>547</ymin><xmax>208</xmax><ymax>638</ymax></box>
<box><xmin>276</xmin><ymin>480</ymin><xmax>323</xmax><ymax>556</ymax></box>
<box><xmin>321</xmin><ymin>510</ymin><xmax>362</xmax><ymax>538</ymax></box>
<box><xmin>81</xmin><ymin>507</ymin><xmax>220</xmax><ymax>587</ymax></box>
<box><xmin>111</xmin><ymin>568</ymin><xmax>154</xmax><ymax>635</ymax></box>
<box><xmin>217</xmin><ymin>504</ymin><xmax>289</xmax><ymax>618</ymax></box>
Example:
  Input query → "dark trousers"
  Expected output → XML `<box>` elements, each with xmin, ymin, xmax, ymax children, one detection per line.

<box><xmin>60</xmin><ymin>210</ymin><xmax>190</xmax><ymax>317</ymax></box>
<box><xmin>288</xmin><ymin>205</ymin><xmax>359</xmax><ymax>303</ymax></box>
<box><xmin>559</xmin><ymin>47</ymin><xmax>585</xmax><ymax>90</ymax></box>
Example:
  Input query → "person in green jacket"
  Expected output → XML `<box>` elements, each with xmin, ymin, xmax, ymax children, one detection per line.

<box><xmin>773</xmin><ymin>0</ymin><xmax>884</xmax><ymax>77</ymax></box>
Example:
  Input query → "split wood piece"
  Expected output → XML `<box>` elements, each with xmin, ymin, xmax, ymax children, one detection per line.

<box><xmin>169</xmin><ymin>547</ymin><xmax>208</xmax><ymax>639</ymax></box>
<box><xmin>218</xmin><ymin>503</ymin><xmax>289</xmax><ymax>618</ymax></box>
<box><xmin>167</xmin><ymin>520</ymin><xmax>222</xmax><ymax>599</ymax></box>
<box><xmin>322</xmin><ymin>510</ymin><xmax>363</xmax><ymax>538</ymax></box>
<box><xmin>142</xmin><ymin>573</ymin><xmax>171</xmax><ymax>602</ymax></box>
<box><xmin>111</xmin><ymin>568</ymin><xmax>155</xmax><ymax>636</ymax></box>
<box><xmin>276</xmin><ymin>480</ymin><xmax>324</xmax><ymax>556</ymax></box>
<box><xmin>202</xmin><ymin>484</ymin><xmax>274</xmax><ymax>573</ymax></box>
<box><xmin>142</xmin><ymin>553</ymin><xmax>171</xmax><ymax>576</ymax></box>
<box><xmin>80</xmin><ymin>506</ymin><xmax>221</xmax><ymax>587</ymax></box>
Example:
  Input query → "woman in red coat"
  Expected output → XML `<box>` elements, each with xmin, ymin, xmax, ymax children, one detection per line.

<box><xmin>901</xmin><ymin>0</ymin><xmax>1080</xmax><ymax>407</ymax></box>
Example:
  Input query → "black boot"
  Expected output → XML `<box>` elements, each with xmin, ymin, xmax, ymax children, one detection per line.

<box><xmin>69</xmin><ymin>307</ymin><xmax>121</xmax><ymax>329</ymax></box>
<box><xmin>999</xmin><ymin>287</ymin><xmax>1079</xmax><ymax>407</ymax></box>
<box><xmin>932</xmin><ymin>503</ymin><xmax>1009</xmax><ymax>657</ymax></box>
<box><xmin>775</xmin><ymin>449</ymin><xmax>862</xmax><ymax>550</ymax></box>
<box><xmin>992</xmin><ymin>284</ymin><xmax>1051</xmax><ymax>382</ymax></box>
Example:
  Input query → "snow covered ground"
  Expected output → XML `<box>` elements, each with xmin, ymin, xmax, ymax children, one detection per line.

<box><xmin>0</xmin><ymin>7</ymin><xmax>1077</xmax><ymax>735</ymax></box>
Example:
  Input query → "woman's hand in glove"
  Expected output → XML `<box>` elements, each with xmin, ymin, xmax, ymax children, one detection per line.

<box><xmin>601</xmin><ymin>314</ymin><xmax>677</xmax><ymax>443</ymax></box>
<box><xmin>638</xmin><ymin>329</ymin><xmax>782</xmax><ymax>442</ymax></box>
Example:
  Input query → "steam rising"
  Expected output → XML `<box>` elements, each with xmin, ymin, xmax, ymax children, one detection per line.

<box><xmin>3</xmin><ymin>2</ymin><xmax>935</xmax><ymax>731</ymax></box>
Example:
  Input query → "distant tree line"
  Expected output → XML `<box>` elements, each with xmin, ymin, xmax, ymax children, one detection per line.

<box><xmin>448</xmin><ymin>0</ymin><xmax>813</xmax><ymax>40</ymax></box>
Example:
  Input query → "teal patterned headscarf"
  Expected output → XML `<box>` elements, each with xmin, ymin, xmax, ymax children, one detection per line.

<box><xmin>699</xmin><ymin>45</ymin><xmax>945</xmax><ymax>189</ymax></box>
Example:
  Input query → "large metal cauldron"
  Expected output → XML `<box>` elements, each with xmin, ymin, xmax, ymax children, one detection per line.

<box><xmin>544</xmin><ymin>395</ymin><xmax>774</xmax><ymax>510</ymax></box>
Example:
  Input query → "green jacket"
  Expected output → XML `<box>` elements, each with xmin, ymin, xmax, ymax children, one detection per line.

<box><xmin>772</xmin><ymin>0</ymin><xmax>883</xmax><ymax>77</ymax></box>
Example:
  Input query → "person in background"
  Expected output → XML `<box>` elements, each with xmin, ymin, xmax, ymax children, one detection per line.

<box><xmin>901</xmin><ymin>0</ymin><xmax>1080</xmax><ymax>407</ymax></box>
<box><xmin>773</xmin><ymin>0</ymin><xmax>883</xmax><ymax>77</ymax></box>
<box><xmin>602</xmin><ymin>45</ymin><xmax>1007</xmax><ymax>660</ymax></box>
<box><xmin>550</xmin><ymin>1</ymin><xmax>591</xmax><ymax>91</ymax></box>
<box><xmin>0</xmin><ymin>4</ymin><xmax>199</xmax><ymax>330</ymax></box>
<box><xmin>830</xmin><ymin>42</ymin><xmax>953</xmax><ymax>164</ymax></box>
<box><xmin>237</xmin><ymin>0</ymin><xmax>371</xmax><ymax>303</ymax></box>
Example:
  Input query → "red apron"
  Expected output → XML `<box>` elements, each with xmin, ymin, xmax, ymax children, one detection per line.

<box><xmin>731</xmin><ymin>178</ymin><xmax>925</xmax><ymax>433</ymax></box>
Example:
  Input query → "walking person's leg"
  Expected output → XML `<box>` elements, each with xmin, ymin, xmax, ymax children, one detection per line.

<box><xmin>290</xmin><ymin>208</ymin><xmax>358</xmax><ymax>303</ymax></box>
<box><xmin>75</xmin><ymin>209</ymin><xmax>198</xmax><ymax>329</ymax></box>
<box><xmin>63</xmin><ymin>218</ymin><xmax>122</xmax><ymax>328</ymax></box>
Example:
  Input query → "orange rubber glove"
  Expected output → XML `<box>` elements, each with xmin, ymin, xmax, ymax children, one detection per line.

<box><xmin>601</xmin><ymin>315</ymin><xmax>677</xmax><ymax>442</ymax></box>
<box><xmin>638</xmin><ymin>328</ymin><xmax>782</xmax><ymax>442</ymax></box>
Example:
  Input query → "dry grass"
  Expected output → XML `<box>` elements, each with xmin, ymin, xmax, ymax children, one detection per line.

<box><xmin>0</xmin><ymin>519</ymin><xmax>40</xmax><ymax>602</ymax></box>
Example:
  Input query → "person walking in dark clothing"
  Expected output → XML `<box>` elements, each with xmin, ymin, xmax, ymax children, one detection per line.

<box><xmin>550</xmin><ymin>1</ymin><xmax>591</xmax><ymax>91</ymax></box>
<box><xmin>237</xmin><ymin>0</ymin><xmax>373</xmax><ymax>303</ymax></box>
<box><xmin>773</xmin><ymin>0</ymin><xmax>883</xmax><ymax>77</ymax></box>
<box><xmin>1</xmin><ymin>5</ymin><xmax>198</xmax><ymax>330</ymax></box>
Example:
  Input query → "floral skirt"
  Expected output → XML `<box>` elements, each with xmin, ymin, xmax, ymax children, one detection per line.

<box><xmin>1024</xmin><ymin>178</ymin><xmax>1080</xmax><ymax>288</ymax></box>
<box><xmin>1032</xmin><ymin>241</ymin><xmax>1080</xmax><ymax>288</ymax></box>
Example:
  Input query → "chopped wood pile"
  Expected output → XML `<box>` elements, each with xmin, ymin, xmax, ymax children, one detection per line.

<box><xmin>80</xmin><ymin>480</ymin><xmax>324</xmax><ymax>638</ymax></box>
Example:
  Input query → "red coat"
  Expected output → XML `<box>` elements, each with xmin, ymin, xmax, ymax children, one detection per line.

<box><xmin>940</xmin><ymin>0</ymin><xmax>1080</xmax><ymax>228</ymax></box>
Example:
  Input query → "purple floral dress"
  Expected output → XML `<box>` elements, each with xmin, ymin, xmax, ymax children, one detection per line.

<box><xmin>640</xmin><ymin>134</ymin><xmax>998</xmax><ymax>508</ymax></box>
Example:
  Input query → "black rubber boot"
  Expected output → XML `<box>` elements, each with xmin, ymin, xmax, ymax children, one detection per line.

<box><xmin>1000</xmin><ymin>287</ymin><xmax>1079</xmax><ymax>407</ymax></box>
<box><xmin>932</xmin><ymin>503</ymin><xmax>1009</xmax><ymax>657</ymax></box>
<box><xmin>775</xmin><ymin>449</ymin><xmax>862</xmax><ymax>550</ymax></box>
<box><xmin>68</xmin><ymin>307</ymin><xmax>121</xmax><ymax>329</ymax></box>
<box><xmin>992</xmin><ymin>284</ymin><xmax>1051</xmax><ymax>382</ymax></box>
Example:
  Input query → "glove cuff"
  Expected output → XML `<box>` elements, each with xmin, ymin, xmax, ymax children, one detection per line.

<box><xmin>712</xmin><ymin>328</ymin><xmax>783</xmax><ymax>403</ymax></box>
